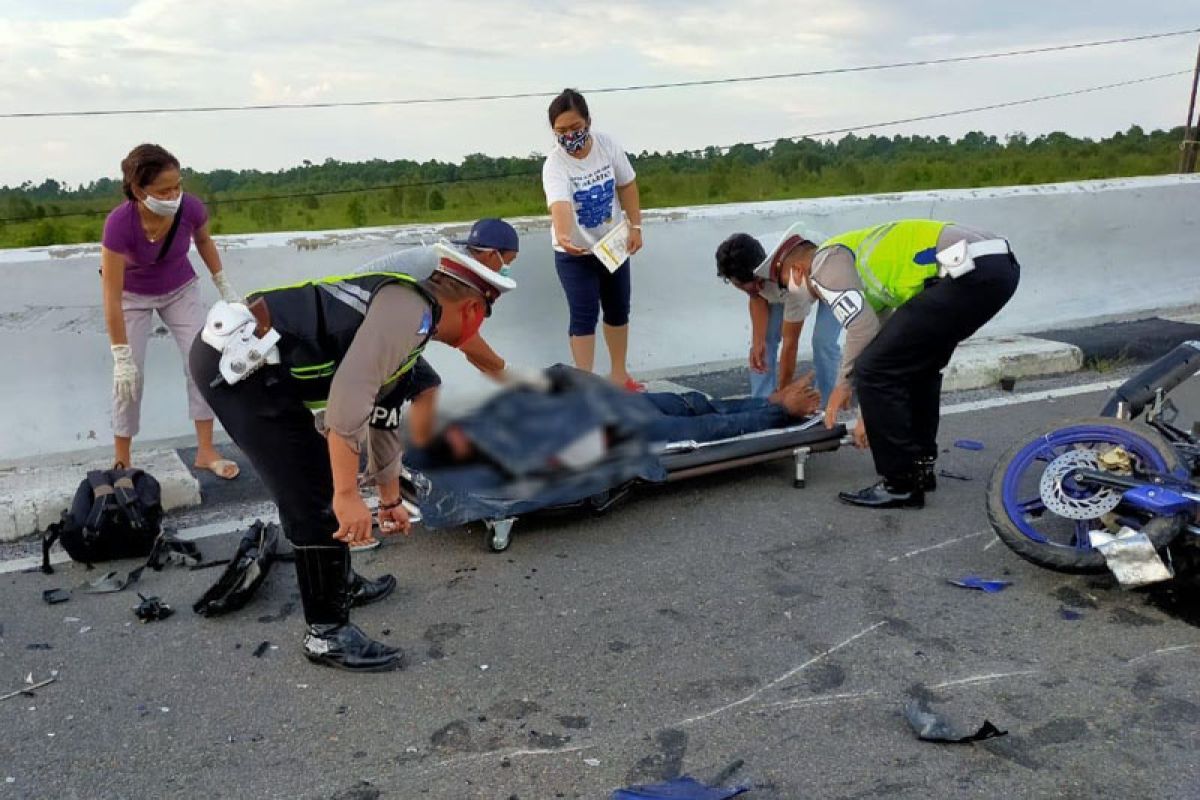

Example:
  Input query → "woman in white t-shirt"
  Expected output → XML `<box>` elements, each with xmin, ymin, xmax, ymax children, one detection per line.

<box><xmin>541</xmin><ymin>89</ymin><xmax>645</xmax><ymax>391</ymax></box>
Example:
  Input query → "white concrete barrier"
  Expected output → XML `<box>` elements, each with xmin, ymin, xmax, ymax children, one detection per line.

<box><xmin>1</xmin><ymin>174</ymin><xmax>1197</xmax><ymax>461</ymax></box>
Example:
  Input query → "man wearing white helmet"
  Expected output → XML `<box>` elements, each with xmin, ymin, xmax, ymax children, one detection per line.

<box><xmin>189</xmin><ymin>243</ymin><xmax>515</xmax><ymax>672</ymax></box>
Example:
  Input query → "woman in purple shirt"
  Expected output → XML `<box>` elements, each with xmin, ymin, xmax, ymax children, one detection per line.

<box><xmin>100</xmin><ymin>143</ymin><xmax>241</xmax><ymax>478</ymax></box>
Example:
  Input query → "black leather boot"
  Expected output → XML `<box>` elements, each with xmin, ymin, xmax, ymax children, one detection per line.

<box><xmin>350</xmin><ymin>570</ymin><xmax>397</xmax><ymax>608</ymax></box>
<box><xmin>916</xmin><ymin>456</ymin><xmax>937</xmax><ymax>493</ymax></box>
<box><xmin>838</xmin><ymin>477</ymin><xmax>925</xmax><ymax>509</ymax></box>
<box><xmin>293</xmin><ymin>545</ymin><xmax>404</xmax><ymax>672</ymax></box>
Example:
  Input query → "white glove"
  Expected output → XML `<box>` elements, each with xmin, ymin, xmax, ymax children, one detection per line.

<box><xmin>497</xmin><ymin>366</ymin><xmax>552</xmax><ymax>392</ymax></box>
<box><xmin>111</xmin><ymin>344</ymin><xmax>139</xmax><ymax>403</ymax></box>
<box><xmin>211</xmin><ymin>270</ymin><xmax>242</xmax><ymax>304</ymax></box>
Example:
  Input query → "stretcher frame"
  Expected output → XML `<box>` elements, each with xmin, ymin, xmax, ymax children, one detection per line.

<box><xmin>403</xmin><ymin>416</ymin><xmax>849</xmax><ymax>552</ymax></box>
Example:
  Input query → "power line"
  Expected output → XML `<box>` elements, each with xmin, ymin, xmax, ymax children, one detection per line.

<box><xmin>0</xmin><ymin>70</ymin><xmax>1188</xmax><ymax>225</ymax></box>
<box><xmin>742</xmin><ymin>70</ymin><xmax>1192</xmax><ymax>148</ymax></box>
<box><xmin>1</xmin><ymin>27</ymin><xmax>1196</xmax><ymax>120</ymax></box>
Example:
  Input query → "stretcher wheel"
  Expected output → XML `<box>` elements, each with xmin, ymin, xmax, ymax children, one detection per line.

<box><xmin>484</xmin><ymin>519</ymin><xmax>514</xmax><ymax>552</ymax></box>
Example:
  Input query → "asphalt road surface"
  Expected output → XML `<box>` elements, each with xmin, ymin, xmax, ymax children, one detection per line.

<box><xmin>2</xmin><ymin>377</ymin><xmax>1199</xmax><ymax>799</ymax></box>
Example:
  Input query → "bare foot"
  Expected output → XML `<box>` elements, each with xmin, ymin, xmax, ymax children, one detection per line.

<box><xmin>773</xmin><ymin>374</ymin><xmax>822</xmax><ymax>417</ymax></box>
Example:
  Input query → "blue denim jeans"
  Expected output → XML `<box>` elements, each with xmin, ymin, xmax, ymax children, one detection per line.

<box><xmin>748</xmin><ymin>300</ymin><xmax>842</xmax><ymax>404</ymax></box>
<box><xmin>638</xmin><ymin>391</ymin><xmax>790</xmax><ymax>443</ymax></box>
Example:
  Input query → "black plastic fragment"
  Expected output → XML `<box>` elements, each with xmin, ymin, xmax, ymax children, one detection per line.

<box><xmin>193</xmin><ymin>521</ymin><xmax>281</xmax><ymax>617</ymax></box>
<box><xmin>904</xmin><ymin>699</ymin><xmax>1007</xmax><ymax>743</ymax></box>
<box><xmin>134</xmin><ymin>594</ymin><xmax>174</xmax><ymax>622</ymax></box>
<box><xmin>42</xmin><ymin>588</ymin><xmax>70</xmax><ymax>605</ymax></box>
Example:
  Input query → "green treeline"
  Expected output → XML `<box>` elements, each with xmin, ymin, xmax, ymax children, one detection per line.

<box><xmin>0</xmin><ymin>126</ymin><xmax>1184</xmax><ymax>249</ymax></box>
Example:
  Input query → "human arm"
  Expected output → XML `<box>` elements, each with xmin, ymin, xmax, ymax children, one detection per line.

<box><xmin>808</xmin><ymin>248</ymin><xmax>883</xmax><ymax>429</ymax></box>
<box><xmin>194</xmin><ymin>222</ymin><xmax>240</xmax><ymax>303</ymax></box>
<box><xmin>777</xmin><ymin>320</ymin><xmax>804</xmax><ymax>390</ymax></box>
<box><xmin>748</xmin><ymin>295</ymin><xmax>770</xmax><ymax>373</ymax></box>
<box><xmin>326</xmin><ymin>286</ymin><xmax>426</xmax><ymax>541</ymax></box>
<box><xmin>363</xmin><ymin>431</ymin><xmax>413</xmax><ymax>536</ymax></box>
<box><xmin>616</xmin><ymin>180</ymin><xmax>642</xmax><ymax>255</ymax></box>
<box><xmin>327</xmin><ymin>432</ymin><xmax>377</xmax><ymax>545</ymax></box>
<box><xmin>459</xmin><ymin>333</ymin><xmax>505</xmax><ymax>376</ymax></box>
<box><xmin>543</xmin><ymin>158</ymin><xmax>589</xmax><ymax>256</ymax></box>
<box><xmin>100</xmin><ymin>246</ymin><xmax>139</xmax><ymax>402</ymax></box>
<box><xmin>549</xmin><ymin>201</ymin><xmax>588</xmax><ymax>256</ymax></box>
<box><xmin>610</xmin><ymin>138</ymin><xmax>642</xmax><ymax>255</ymax></box>
<box><xmin>100</xmin><ymin>246</ymin><xmax>129</xmax><ymax>346</ymax></box>
<box><xmin>777</xmin><ymin>288</ymin><xmax>814</xmax><ymax>391</ymax></box>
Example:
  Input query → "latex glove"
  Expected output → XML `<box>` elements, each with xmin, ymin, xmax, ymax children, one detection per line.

<box><xmin>111</xmin><ymin>344</ymin><xmax>139</xmax><ymax>403</ymax></box>
<box><xmin>211</xmin><ymin>270</ymin><xmax>242</xmax><ymax>304</ymax></box>
<box><xmin>498</xmin><ymin>366</ymin><xmax>552</xmax><ymax>392</ymax></box>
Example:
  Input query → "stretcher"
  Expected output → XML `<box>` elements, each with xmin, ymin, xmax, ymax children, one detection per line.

<box><xmin>401</xmin><ymin>415</ymin><xmax>848</xmax><ymax>552</ymax></box>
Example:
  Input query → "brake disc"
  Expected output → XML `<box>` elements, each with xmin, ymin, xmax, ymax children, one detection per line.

<box><xmin>1038</xmin><ymin>449</ymin><xmax>1123</xmax><ymax>520</ymax></box>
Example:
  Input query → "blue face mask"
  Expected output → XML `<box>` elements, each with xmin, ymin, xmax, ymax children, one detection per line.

<box><xmin>557</xmin><ymin>126</ymin><xmax>590</xmax><ymax>154</ymax></box>
<box><xmin>499</xmin><ymin>265</ymin><xmax>512</xmax><ymax>278</ymax></box>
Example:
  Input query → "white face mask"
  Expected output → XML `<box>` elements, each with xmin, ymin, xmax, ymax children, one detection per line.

<box><xmin>142</xmin><ymin>192</ymin><xmax>182</xmax><ymax>217</ymax></box>
<box><xmin>786</xmin><ymin>268</ymin><xmax>803</xmax><ymax>295</ymax></box>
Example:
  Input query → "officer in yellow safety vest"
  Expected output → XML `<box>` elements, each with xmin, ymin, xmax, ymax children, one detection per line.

<box><xmin>756</xmin><ymin>219</ymin><xmax>1020</xmax><ymax>509</ymax></box>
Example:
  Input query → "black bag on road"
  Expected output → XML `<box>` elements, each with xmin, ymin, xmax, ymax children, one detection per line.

<box><xmin>42</xmin><ymin>468</ymin><xmax>163</xmax><ymax>573</ymax></box>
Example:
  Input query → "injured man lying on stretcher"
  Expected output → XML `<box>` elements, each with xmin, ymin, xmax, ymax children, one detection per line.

<box><xmin>402</xmin><ymin>364</ymin><xmax>822</xmax><ymax>528</ymax></box>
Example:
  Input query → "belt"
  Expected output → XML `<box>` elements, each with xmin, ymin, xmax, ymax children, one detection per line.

<box><xmin>965</xmin><ymin>238</ymin><xmax>1010</xmax><ymax>258</ymax></box>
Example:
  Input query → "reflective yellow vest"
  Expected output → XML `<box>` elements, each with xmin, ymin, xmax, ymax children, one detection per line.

<box><xmin>821</xmin><ymin>220</ymin><xmax>948</xmax><ymax>310</ymax></box>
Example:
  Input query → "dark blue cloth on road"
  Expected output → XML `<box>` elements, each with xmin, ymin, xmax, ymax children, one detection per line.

<box><xmin>611</xmin><ymin>776</ymin><xmax>749</xmax><ymax>800</ymax></box>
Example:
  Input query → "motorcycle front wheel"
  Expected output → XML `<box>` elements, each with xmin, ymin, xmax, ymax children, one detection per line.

<box><xmin>986</xmin><ymin>417</ymin><xmax>1187</xmax><ymax>573</ymax></box>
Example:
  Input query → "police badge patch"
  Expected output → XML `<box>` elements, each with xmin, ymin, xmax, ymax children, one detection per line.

<box><xmin>830</xmin><ymin>290</ymin><xmax>865</xmax><ymax>326</ymax></box>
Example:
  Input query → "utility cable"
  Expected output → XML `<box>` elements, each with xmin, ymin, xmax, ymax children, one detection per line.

<box><xmin>0</xmin><ymin>70</ymin><xmax>1188</xmax><ymax>224</ymax></box>
<box><xmin>1</xmin><ymin>28</ymin><xmax>1195</xmax><ymax>120</ymax></box>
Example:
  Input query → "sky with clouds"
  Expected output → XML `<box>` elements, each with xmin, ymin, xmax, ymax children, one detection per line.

<box><xmin>0</xmin><ymin>0</ymin><xmax>1196</xmax><ymax>187</ymax></box>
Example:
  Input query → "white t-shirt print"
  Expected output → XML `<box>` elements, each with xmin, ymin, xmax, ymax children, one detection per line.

<box><xmin>542</xmin><ymin>131</ymin><xmax>637</xmax><ymax>253</ymax></box>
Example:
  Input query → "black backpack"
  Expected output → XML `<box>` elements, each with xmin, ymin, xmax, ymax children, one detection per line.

<box><xmin>42</xmin><ymin>468</ymin><xmax>163</xmax><ymax>573</ymax></box>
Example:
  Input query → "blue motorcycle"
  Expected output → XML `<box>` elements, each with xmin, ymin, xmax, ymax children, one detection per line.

<box><xmin>988</xmin><ymin>342</ymin><xmax>1200</xmax><ymax>574</ymax></box>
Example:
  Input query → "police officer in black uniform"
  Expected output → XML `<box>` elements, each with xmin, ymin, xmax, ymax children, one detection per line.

<box><xmin>190</xmin><ymin>245</ymin><xmax>514</xmax><ymax>671</ymax></box>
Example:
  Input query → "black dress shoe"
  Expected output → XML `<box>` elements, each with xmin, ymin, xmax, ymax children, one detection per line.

<box><xmin>838</xmin><ymin>481</ymin><xmax>925</xmax><ymax>509</ymax></box>
<box><xmin>303</xmin><ymin>622</ymin><xmax>404</xmax><ymax>672</ymax></box>
<box><xmin>349</xmin><ymin>571</ymin><xmax>396</xmax><ymax>608</ymax></box>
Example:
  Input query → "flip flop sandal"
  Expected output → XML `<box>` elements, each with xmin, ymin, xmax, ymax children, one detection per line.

<box><xmin>197</xmin><ymin>459</ymin><xmax>240</xmax><ymax>480</ymax></box>
<box><xmin>622</xmin><ymin>377</ymin><xmax>646</xmax><ymax>393</ymax></box>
